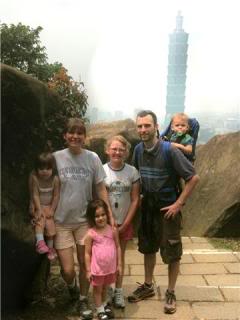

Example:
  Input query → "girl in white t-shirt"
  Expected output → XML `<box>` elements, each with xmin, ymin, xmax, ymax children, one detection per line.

<box><xmin>103</xmin><ymin>135</ymin><xmax>140</xmax><ymax>308</ymax></box>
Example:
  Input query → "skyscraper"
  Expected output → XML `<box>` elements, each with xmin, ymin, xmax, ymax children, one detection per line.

<box><xmin>164</xmin><ymin>11</ymin><xmax>189</xmax><ymax>127</ymax></box>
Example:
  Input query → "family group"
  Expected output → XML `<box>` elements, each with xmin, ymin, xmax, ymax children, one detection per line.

<box><xmin>29</xmin><ymin>110</ymin><xmax>199</xmax><ymax>319</ymax></box>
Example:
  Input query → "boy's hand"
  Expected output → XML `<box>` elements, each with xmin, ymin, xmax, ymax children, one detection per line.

<box><xmin>171</xmin><ymin>142</ymin><xmax>180</xmax><ymax>148</ymax></box>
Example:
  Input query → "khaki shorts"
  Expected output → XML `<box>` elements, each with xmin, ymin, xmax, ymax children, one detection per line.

<box><xmin>54</xmin><ymin>222</ymin><xmax>89</xmax><ymax>250</ymax></box>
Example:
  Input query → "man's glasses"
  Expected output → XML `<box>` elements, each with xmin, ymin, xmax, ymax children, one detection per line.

<box><xmin>110</xmin><ymin>147</ymin><xmax>126</xmax><ymax>153</ymax></box>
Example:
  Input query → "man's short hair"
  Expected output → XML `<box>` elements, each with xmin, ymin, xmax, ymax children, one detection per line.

<box><xmin>136</xmin><ymin>110</ymin><xmax>158</xmax><ymax>125</ymax></box>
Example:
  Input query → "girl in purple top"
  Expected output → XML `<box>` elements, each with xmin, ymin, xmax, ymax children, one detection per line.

<box><xmin>85</xmin><ymin>200</ymin><xmax>121</xmax><ymax>320</ymax></box>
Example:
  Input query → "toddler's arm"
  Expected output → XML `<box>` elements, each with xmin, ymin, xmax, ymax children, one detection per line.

<box><xmin>84</xmin><ymin>233</ymin><xmax>93</xmax><ymax>281</ymax></box>
<box><xmin>31</xmin><ymin>175</ymin><xmax>42</xmax><ymax>220</ymax></box>
<box><xmin>171</xmin><ymin>142</ymin><xmax>193</xmax><ymax>155</ymax></box>
<box><xmin>28</xmin><ymin>173</ymin><xmax>35</xmax><ymax>215</ymax></box>
<box><xmin>45</xmin><ymin>176</ymin><xmax>60</xmax><ymax>219</ymax></box>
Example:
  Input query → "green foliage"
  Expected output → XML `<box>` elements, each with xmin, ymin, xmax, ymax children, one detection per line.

<box><xmin>48</xmin><ymin>67</ymin><xmax>88</xmax><ymax>119</ymax></box>
<box><xmin>31</xmin><ymin>61</ymin><xmax>63</xmax><ymax>82</ymax></box>
<box><xmin>1</xmin><ymin>23</ymin><xmax>62</xmax><ymax>82</ymax></box>
<box><xmin>1</xmin><ymin>22</ymin><xmax>88</xmax><ymax>125</ymax></box>
<box><xmin>1</xmin><ymin>23</ymin><xmax>46</xmax><ymax>73</ymax></box>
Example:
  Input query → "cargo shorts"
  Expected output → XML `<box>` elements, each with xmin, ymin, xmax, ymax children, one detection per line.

<box><xmin>138</xmin><ymin>195</ymin><xmax>182</xmax><ymax>264</ymax></box>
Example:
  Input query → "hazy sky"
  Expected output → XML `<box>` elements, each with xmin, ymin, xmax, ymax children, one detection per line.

<box><xmin>2</xmin><ymin>0</ymin><xmax>240</xmax><ymax>121</ymax></box>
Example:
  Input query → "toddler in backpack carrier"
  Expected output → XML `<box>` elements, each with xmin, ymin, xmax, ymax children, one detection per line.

<box><xmin>161</xmin><ymin>113</ymin><xmax>200</xmax><ymax>163</ymax></box>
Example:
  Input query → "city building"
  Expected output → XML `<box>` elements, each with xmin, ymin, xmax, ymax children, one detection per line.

<box><xmin>164</xmin><ymin>11</ymin><xmax>189</xmax><ymax>127</ymax></box>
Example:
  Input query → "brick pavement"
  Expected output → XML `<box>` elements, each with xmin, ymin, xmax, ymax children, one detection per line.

<box><xmin>52</xmin><ymin>237</ymin><xmax>240</xmax><ymax>320</ymax></box>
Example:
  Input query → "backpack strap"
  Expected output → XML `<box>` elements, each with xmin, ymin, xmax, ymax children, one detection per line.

<box><xmin>162</xmin><ymin>140</ymin><xmax>171</xmax><ymax>163</ymax></box>
<box><xmin>162</xmin><ymin>141</ymin><xmax>181</xmax><ymax>196</ymax></box>
<box><xmin>134</xmin><ymin>140</ymin><xmax>172</xmax><ymax>172</ymax></box>
<box><xmin>133</xmin><ymin>142</ymin><xmax>144</xmax><ymax>170</ymax></box>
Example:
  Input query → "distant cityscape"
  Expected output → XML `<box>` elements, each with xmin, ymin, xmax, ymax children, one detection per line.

<box><xmin>86</xmin><ymin>12</ymin><xmax>240</xmax><ymax>145</ymax></box>
<box><xmin>86</xmin><ymin>107</ymin><xmax>240</xmax><ymax>145</ymax></box>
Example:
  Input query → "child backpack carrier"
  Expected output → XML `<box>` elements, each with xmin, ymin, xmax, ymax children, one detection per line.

<box><xmin>160</xmin><ymin>118</ymin><xmax>200</xmax><ymax>163</ymax></box>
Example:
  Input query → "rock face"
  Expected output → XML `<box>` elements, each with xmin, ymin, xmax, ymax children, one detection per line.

<box><xmin>1</xmin><ymin>64</ymin><xmax>62</xmax><ymax>313</ymax></box>
<box><xmin>182</xmin><ymin>131</ymin><xmax>240</xmax><ymax>237</ymax></box>
<box><xmin>86</xmin><ymin>119</ymin><xmax>140</xmax><ymax>163</ymax></box>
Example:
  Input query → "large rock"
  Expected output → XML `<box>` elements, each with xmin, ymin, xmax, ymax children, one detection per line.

<box><xmin>86</xmin><ymin>119</ymin><xmax>139</xmax><ymax>163</ymax></box>
<box><xmin>1</xmin><ymin>64</ymin><xmax>63</xmax><ymax>313</ymax></box>
<box><xmin>182</xmin><ymin>131</ymin><xmax>240</xmax><ymax>237</ymax></box>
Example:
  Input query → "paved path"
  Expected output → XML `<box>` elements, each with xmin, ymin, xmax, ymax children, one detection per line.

<box><xmin>52</xmin><ymin>237</ymin><xmax>240</xmax><ymax>320</ymax></box>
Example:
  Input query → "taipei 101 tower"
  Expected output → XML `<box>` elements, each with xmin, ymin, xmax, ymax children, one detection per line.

<box><xmin>164</xmin><ymin>11</ymin><xmax>189</xmax><ymax>127</ymax></box>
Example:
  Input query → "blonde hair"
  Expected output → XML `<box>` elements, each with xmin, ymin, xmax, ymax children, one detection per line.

<box><xmin>171</xmin><ymin>113</ymin><xmax>189</xmax><ymax>126</ymax></box>
<box><xmin>105</xmin><ymin>135</ymin><xmax>131</xmax><ymax>157</ymax></box>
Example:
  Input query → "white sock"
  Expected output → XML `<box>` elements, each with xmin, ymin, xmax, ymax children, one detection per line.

<box><xmin>79</xmin><ymin>295</ymin><xmax>87</xmax><ymax>301</ymax></box>
<box><xmin>96</xmin><ymin>305</ymin><xmax>104</xmax><ymax>314</ymax></box>
<box><xmin>103</xmin><ymin>300</ymin><xmax>107</xmax><ymax>307</ymax></box>
<box><xmin>36</xmin><ymin>234</ymin><xmax>44</xmax><ymax>242</ymax></box>
<box><xmin>115</xmin><ymin>287</ymin><xmax>123</xmax><ymax>293</ymax></box>
<box><xmin>47</xmin><ymin>239</ymin><xmax>53</xmax><ymax>248</ymax></box>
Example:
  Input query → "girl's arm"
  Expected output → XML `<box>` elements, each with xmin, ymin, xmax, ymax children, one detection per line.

<box><xmin>113</xmin><ymin>227</ymin><xmax>122</xmax><ymax>275</ymax></box>
<box><xmin>84</xmin><ymin>233</ymin><xmax>93</xmax><ymax>281</ymax></box>
<box><xmin>31</xmin><ymin>176</ymin><xmax>42</xmax><ymax>218</ymax></box>
<box><xmin>118</xmin><ymin>180</ymin><xmax>140</xmax><ymax>234</ymax></box>
<box><xmin>28</xmin><ymin>173</ymin><xmax>35</xmax><ymax>215</ymax></box>
<box><xmin>96</xmin><ymin>181</ymin><xmax>116</xmax><ymax>227</ymax></box>
<box><xmin>46</xmin><ymin>176</ymin><xmax>60</xmax><ymax>218</ymax></box>
<box><xmin>171</xmin><ymin>142</ymin><xmax>193</xmax><ymax>155</ymax></box>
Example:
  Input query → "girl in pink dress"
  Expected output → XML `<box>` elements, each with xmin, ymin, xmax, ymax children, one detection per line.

<box><xmin>85</xmin><ymin>199</ymin><xmax>121</xmax><ymax>320</ymax></box>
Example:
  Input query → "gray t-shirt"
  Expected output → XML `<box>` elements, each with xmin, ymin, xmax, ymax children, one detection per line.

<box><xmin>103</xmin><ymin>163</ymin><xmax>140</xmax><ymax>224</ymax></box>
<box><xmin>54</xmin><ymin>148</ymin><xmax>106</xmax><ymax>224</ymax></box>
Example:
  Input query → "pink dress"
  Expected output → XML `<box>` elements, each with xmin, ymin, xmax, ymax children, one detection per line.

<box><xmin>89</xmin><ymin>225</ymin><xmax>117</xmax><ymax>285</ymax></box>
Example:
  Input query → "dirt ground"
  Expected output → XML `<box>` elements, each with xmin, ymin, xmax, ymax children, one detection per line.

<box><xmin>2</xmin><ymin>273</ymin><xmax>83</xmax><ymax>320</ymax></box>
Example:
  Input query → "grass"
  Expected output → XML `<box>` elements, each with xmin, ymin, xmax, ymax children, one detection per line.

<box><xmin>209</xmin><ymin>237</ymin><xmax>240</xmax><ymax>251</ymax></box>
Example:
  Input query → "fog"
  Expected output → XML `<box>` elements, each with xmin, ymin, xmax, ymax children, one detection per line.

<box><xmin>2</xmin><ymin>0</ymin><xmax>240</xmax><ymax>119</ymax></box>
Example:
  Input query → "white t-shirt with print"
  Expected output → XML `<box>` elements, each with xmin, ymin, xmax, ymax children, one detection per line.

<box><xmin>103</xmin><ymin>163</ymin><xmax>140</xmax><ymax>224</ymax></box>
<box><xmin>54</xmin><ymin>148</ymin><xmax>105</xmax><ymax>224</ymax></box>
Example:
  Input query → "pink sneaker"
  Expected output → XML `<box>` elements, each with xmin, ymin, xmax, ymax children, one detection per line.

<box><xmin>47</xmin><ymin>248</ymin><xmax>57</xmax><ymax>261</ymax></box>
<box><xmin>36</xmin><ymin>240</ymin><xmax>49</xmax><ymax>254</ymax></box>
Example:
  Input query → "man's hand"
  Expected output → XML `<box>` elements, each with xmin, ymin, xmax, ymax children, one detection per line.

<box><xmin>160</xmin><ymin>202</ymin><xmax>183</xmax><ymax>219</ymax></box>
